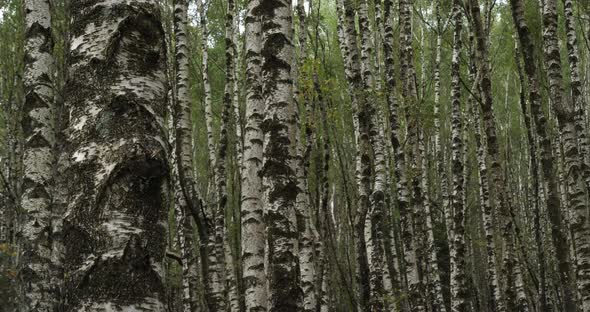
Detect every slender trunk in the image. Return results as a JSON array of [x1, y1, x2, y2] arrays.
[[259, 0, 302, 309], [63, 1, 168, 309], [422, 137, 447, 312], [384, 0, 412, 309], [433, 0, 452, 243], [514, 41, 547, 312], [338, 0, 372, 308], [468, 0, 528, 310], [541, 0, 590, 310], [399, 0, 426, 310], [200, 0, 216, 176], [19, 0, 55, 310], [564, 0, 590, 173], [509, 1, 577, 311], [172, 2, 199, 310], [449, 1, 468, 311], [294, 2, 317, 310], [468, 29, 503, 312], [169, 113, 198, 312], [241, 0, 267, 309]]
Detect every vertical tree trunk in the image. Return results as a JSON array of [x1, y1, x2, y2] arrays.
[[513, 41, 547, 312], [383, 0, 412, 309], [449, 1, 468, 310], [168, 113, 198, 312], [294, 1, 318, 310], [509, 0, 577, 310], [564, 0, 590, 173], [422, 137, 447, 312], [338, 0, 372, 308], [259, 0, 302, 309], [468, 0, 528, 310], [399, 0, 426, 310], [199, 0, 216, 176], [63, 1, 168, 309], [172, 2, 198, 310], [467, 28, 504, 312], [541, 0, 590, 310], [242, 0, 267, 310], [19, 0, 55, 310], [433, 0, 452, 243]]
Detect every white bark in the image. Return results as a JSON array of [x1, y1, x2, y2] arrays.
[[63, 1, 168, 309], [20, 0, 55, 310], [241, 0, 267, 310], [259, 0, 302, 309], [449, 2, 468, 311], [172, 2, 199, 310], [541, 0, 590, 309]]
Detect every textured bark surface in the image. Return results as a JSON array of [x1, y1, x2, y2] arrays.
[[242, 0, 267, 310], [63, 1, 168, 310], [294, 2, 317, 310], [19, 0, 55, 310], [199, 0, 216, 175], [449, 2, 467, 310], [563, 0, 590, 177], [541, 0, 590, 309], [383, 0, 411, 309], [171, 2, 198, 311], [510, 1, 576, 310], [399, 0, 425, 310], [168, 113, 198, 312], [469, 0, 526, 310], [467, 31, 503, 312], [259, 0, 302, 309], [433, 0, 452, 244], [337, 0, 372, 308]]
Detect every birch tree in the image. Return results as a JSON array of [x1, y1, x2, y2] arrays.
[[509, 0, 577, 310], [449, 1, 468, 310], [62, 1, 168, 309], [241, 0, 267, 310], [19, 0, 55, 310], [541, 0, 590, 309], [259, 0, 302, 309]]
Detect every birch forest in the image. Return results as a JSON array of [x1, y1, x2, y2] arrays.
[[4, 0, 590, 311]]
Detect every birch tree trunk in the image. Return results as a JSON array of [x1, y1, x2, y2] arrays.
[[168, 113, 198, 312], [19, 0, 55, 310], [242, 0, 267, 309], [563, 0, 590, 171], [259, 0, 302, 309], [63, 1, 168, 309], [383, 0, 413, 309], [449, 1, 468, 310], [468, 0, 527, 310], [199, 0, 216, 175], [172, 2, 198, 310], [509, 1, 577, 310], [541, 0, 590, 310], [294, 1, 318, 310], [468, 44, 503, 312], [433, 0, 452, 242], [399, 0, 426, 310], [337, 0, 372, 308]]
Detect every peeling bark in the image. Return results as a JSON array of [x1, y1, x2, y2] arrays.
[[172, 2, 198, 310], [19, 0, 56, 310], [259, 0, 303, 309], [63, 1, 168, 310]]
